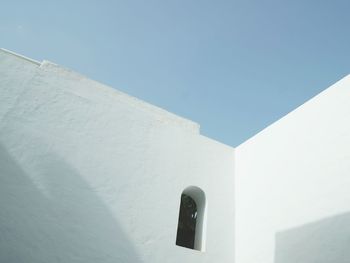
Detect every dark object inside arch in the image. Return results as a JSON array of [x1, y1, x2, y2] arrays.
[[176, 194, 197, 249]]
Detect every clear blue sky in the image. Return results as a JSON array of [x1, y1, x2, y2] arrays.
[[1, 0, 349, 146]]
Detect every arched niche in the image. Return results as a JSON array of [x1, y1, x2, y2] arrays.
[[176, 186, 206, 251]]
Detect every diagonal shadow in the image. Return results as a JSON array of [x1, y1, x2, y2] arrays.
[[0, 143, 142, 263], [274, 212, 350, 263]]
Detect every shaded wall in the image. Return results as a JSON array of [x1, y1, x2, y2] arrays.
[[0, 50, 235, 263], [275, 212, 350, 263]]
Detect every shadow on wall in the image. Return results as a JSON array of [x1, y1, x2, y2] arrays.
[[0, 143, 141, 263], [274, 212, 350, 263]]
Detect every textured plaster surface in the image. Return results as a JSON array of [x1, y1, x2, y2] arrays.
[[0, 49, 235, 263], [2, 48, 350, 263]]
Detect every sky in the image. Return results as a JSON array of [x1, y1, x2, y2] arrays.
[[1, 0, 349, 146]]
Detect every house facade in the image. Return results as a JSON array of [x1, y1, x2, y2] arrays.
[[0, 48, 349, 263]]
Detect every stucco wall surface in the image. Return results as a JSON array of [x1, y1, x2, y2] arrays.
[[235, 75, 350, 263], [0, 49, 235, 263]]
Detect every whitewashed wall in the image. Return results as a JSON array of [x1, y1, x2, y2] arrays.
[[0, 49, 235, 263], [235, 75, 350, 263]]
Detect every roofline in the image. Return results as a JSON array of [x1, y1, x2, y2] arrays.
[[0, 48, 41, 65]]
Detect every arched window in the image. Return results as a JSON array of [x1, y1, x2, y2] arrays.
[[176, 186, 206, 251]]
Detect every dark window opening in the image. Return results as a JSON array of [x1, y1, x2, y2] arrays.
[[176, 194, 197, 249]]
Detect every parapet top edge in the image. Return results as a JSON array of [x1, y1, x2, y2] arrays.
[[1, 49, 200, 133], [0, 48, 41, 66], [40, 60, 201, 134]]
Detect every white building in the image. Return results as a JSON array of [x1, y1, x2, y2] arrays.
[[0, 48, 349, 263]]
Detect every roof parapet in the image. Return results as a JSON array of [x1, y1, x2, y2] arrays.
[[0, 48, 41, 66]]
